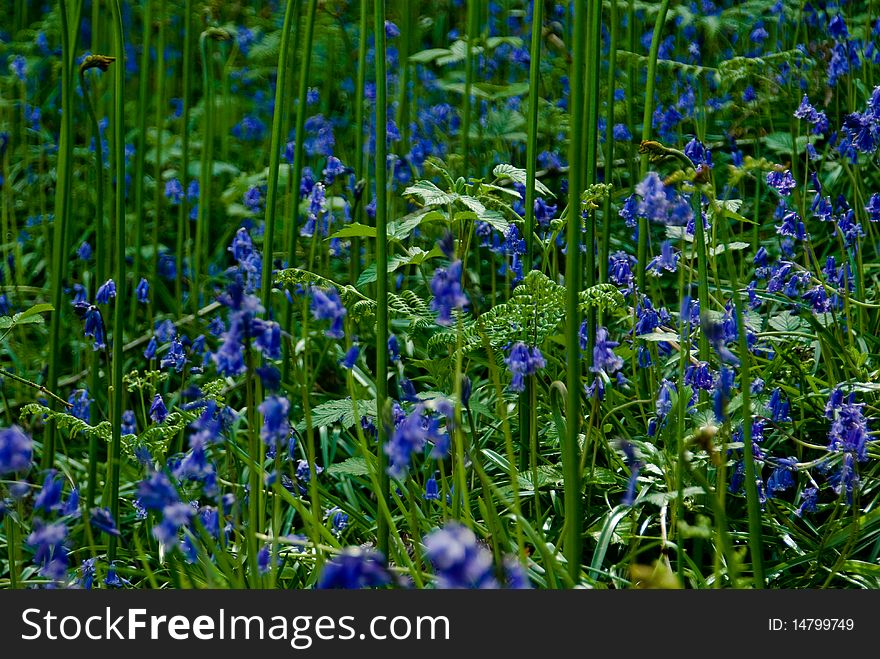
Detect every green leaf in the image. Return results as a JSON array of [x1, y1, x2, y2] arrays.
[[328, 223, 377, 240], [356, 247, 440, 287], [493, 163, 554, 198], [15, 303, 54, 322], [388, 210, 445, 241], [408, 48, 451, 64], [403, 180, 458, 207], [326, 457, 370, 478], [297, 398, 376, 432]]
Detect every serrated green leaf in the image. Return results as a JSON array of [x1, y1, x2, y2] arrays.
[[403, 180, 458, 207], [328, 223, 377, 240], [493, 163, 554, 198], [326, 457, 370, 478]]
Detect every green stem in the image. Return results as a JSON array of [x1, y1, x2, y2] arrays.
[[281, 0, 318, 384], [176, 0, 193, 317], [564, 0, 587, 585], [130, 0, 153, 328], [44, 0, 76, 470], [352, 0, 369, 281], [374, 0, 391, 557], [261, 0, 299, 309], [601, 0, 618, 285], [106, 0, 127, 563], [715, 200, 765, 588], [637, 0, 670, 295], [461, 0, 479, 168]]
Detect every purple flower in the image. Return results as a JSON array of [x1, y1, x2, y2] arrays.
[[504, 342, 545, 392], [423, 523, 498, 589], [150, 393, 168, 424], [317, 548, 391, 589], [95, 279, 116, 304], [136, 278, 150, 304], [311, 287, 347, 339], [430, 260, 468, 326], [259, 396, 291, 447], [0, 425, 33, 475]]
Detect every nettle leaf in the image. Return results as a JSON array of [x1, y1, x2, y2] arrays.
[[1, 303, 54, 329], [328, 223, 377, 240], [356, 246, 441, 287], [388, 209, 445, 241], [493, 163, 554, 198], [403, 180, 458, 207]]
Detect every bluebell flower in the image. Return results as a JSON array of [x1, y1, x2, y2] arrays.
[[317, 548, 391, 589], [161, 336, 188, 372], [0, 425, 32, 475], [424, 476, 440, 500], [144, 335, 158, 360], [10, 55, 26, 81], [153, 501, 194, 550], [423, 523, 498, 589], [90, 507, 120, 536], [68, 388, 92, 423], [340, 344, 359, 370], [504, 342, 545, 392], [590, 326, 623, 375], [79, 558, 97, 589], [613, 123, 632, 141], [136, 278, 149, 304], [259, 396, 291, 447], [136, 470, 179, 510], [243, 186, 262, 214], [795, 487, 819, 517], [165, 178, 184, 204], [150, 393, 168, 424], [95, 279, 116, 304], [104, 566, 131, 588], [430, 259, 468, 325], [388, 334, 401, 363], [311, 287, 347, 339], [685, 361, 714, 391], [34, 471, 64, 513], [646, 240, 679, 276], [619, 440, 642, 506], [768, 388, 791, 423], [78, 242, 92, 261], [766, 170, 796, 196], [827, 400, 871, 462], [257, 545, 271, 575], [26, 520, 68, 582], [767, 457, 798, 495], [122, 410, 137, 435], [384, 404, 448, 478]]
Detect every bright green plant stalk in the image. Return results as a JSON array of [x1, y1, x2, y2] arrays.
[[260, 0, 298, 580], [80, 58, 112, 509], [176, 0, 193, 317], [106, 0, 127, 562], [461, 0, 479, 166], [281, 0, 318, 384], [193, 31, 215, 315], [260, 0, 299, 309], [564, 0, 587, 584], [130, 0, 153, 327], [374, 0, 391, 558], [151, 1, 166, 298], [636, 0, 670, 295], [601, 0, 618, 285], [351, 0, 369, 281], [582, 0, 601, 370], [519, 0, 543, 477], [715, 200, 765, 589], [44, 0, 76, 471]]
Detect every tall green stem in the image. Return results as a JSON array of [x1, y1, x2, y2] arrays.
[[45, 0, 76, 470], [564, 0, 587, 585], [193, 32, 215, 314], [130, 0, 153, 327], [716, 202, 765, 588], [637, 0, 670, 295], [374, 0, 391, 558], [107, 0, 127, 562], [352, 0, 369, 281], [261, 0, 299, 309], [461, 0, 479, 167], [281, 0, 318, 384], [601, 0, 618, 285], [176, 0, 193, 317]]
